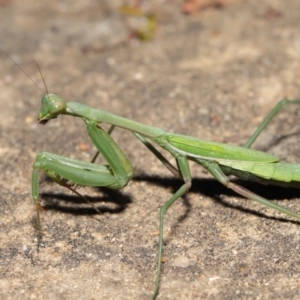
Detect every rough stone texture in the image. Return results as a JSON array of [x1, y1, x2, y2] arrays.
[[1, 1, 300, 299]]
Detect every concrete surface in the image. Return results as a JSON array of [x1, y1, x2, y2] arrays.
[[1, 1, 300, 299]]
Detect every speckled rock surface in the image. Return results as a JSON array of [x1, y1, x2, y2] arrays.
[[1, 1, 300, 299]]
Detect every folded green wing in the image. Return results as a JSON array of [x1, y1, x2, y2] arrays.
[[166, 134, 278, 163]]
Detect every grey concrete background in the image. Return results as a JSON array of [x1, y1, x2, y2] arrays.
[[1, 1, 300, 299]]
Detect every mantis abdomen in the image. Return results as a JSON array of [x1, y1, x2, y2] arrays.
[[220, 161, 300, 187]]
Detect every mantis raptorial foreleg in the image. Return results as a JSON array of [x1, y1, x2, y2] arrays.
[[90, 125, 116, 163], [32, 119, 134, 229]]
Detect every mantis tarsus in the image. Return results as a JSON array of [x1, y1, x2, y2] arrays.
[[33, 94, 300, 300]]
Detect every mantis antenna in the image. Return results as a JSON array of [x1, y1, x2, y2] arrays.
[[0, 48, 48, 95]]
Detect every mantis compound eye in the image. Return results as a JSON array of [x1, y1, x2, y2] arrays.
[[38, 94, 67, 124]]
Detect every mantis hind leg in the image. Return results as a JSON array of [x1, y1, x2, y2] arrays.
[[199, 160, 300, 221], [245, 99, 300, 148]]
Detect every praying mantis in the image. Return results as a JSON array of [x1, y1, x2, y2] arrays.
[[32, 93, 300, 300]]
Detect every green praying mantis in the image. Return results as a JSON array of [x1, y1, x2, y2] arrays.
[[32, 92, 300, 300]]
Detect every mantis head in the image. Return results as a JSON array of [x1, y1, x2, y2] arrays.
[[38, 94, 67, 124]]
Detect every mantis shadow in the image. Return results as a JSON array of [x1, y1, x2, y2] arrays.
[[134, 173, 300, 225], [255, 130, 300, 152], [40, 173, 300, 225], [41, 187, 132, 215]]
